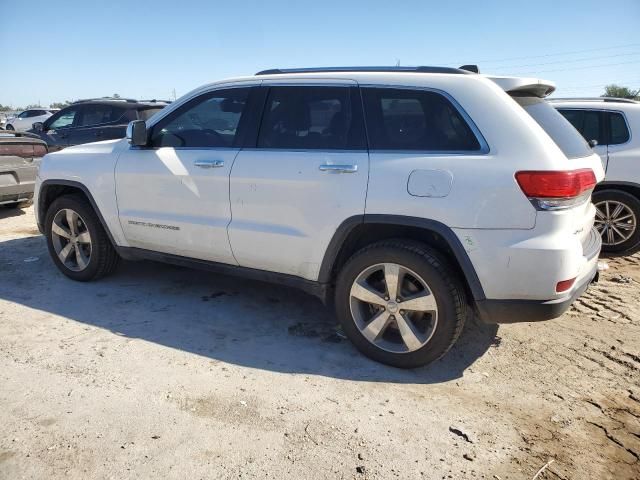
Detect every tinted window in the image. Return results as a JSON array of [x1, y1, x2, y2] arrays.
[[517, 99, 592, 159], [77, 105, 126, 127], [559, 109, 602, 143], [137, 107, 164, 121], [48, 108, 79, 129], [609, 112, 630, 145], [362, 88, 481, 151], [150, 88, 249, 148], [257, 86, 364, 150]]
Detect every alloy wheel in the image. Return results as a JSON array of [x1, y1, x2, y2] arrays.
[[51, 208, 92, 271], [349, 263, 438, 354], [594, 200, 637, 246]]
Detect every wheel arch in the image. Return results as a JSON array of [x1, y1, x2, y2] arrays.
[[595, 181, 640, 199], [319, 214, 486, 302], [38, 179, 117, 247]]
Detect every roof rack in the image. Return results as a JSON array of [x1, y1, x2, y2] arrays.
[[138, 99, 172, 104], [255, 66, 474, 76], [548, 97, 638, 104]]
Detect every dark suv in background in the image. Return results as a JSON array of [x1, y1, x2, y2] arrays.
[[29, 98, 169, 151]]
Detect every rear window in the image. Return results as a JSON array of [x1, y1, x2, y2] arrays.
[[515, 97, 592, 159]]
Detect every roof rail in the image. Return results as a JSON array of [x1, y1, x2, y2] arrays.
[[255, 66, 473, 76], [138, 99, 172, 104], [72, 97, 139, 104], [548, 97, 638, 104]]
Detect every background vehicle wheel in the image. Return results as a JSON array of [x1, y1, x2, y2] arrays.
[[5, 124, 14, 131], [45, 194, 119, 281], [335, 240, 466, 368], [593, 190, 640, 255]]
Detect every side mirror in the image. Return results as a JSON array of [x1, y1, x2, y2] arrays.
[[588, 139, 598, 148], [127, 120, 147, 146], [32, 122, 44, 132]]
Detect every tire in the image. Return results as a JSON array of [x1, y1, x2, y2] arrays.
[[5, 124, 14, 131], [593, 189, 640, 255], [335, 240, 466, 368], [44, 194, 119, 281]]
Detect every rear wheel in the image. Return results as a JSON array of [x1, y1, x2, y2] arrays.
[[335, 240, 466, 368], [45, 194, 119, 281], [593, 189, 640, 254]]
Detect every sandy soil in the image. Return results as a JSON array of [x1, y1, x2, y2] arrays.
[[0, 206, 638, 479]]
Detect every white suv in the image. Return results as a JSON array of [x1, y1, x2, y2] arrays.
[[35, 66, 604, 368], [5, 109, 56, 131], [550, 98, 640, 254]]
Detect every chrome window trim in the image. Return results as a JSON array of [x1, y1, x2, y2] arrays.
[[358, 83, 490, 155]]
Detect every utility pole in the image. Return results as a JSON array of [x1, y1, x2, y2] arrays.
[[171, 88, 177, 101]]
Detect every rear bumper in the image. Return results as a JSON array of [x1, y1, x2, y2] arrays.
[[476, 228, 601, 324]]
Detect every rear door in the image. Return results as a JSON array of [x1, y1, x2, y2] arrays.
[[228, 82, 369, 280]]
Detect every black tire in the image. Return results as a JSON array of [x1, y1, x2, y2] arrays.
[[5, 124, 14, 131], [335, 240, 466, 368], [44, 194, 119, 281], [593, 189, 640, 255]]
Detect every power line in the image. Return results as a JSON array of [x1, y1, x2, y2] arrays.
[[493, 51, 640, 69], [496, 60, 640, 75], [473, 42, 640, 64]]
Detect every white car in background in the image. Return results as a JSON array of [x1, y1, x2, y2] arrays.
[[550, 98, 640, 254], [5, 109, 57, 131]]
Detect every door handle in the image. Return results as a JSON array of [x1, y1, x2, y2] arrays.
[[194, 159, 224, 169], [319, 164, 358, 173]]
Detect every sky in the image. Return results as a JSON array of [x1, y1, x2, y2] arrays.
[[2, 0, 640, 108]]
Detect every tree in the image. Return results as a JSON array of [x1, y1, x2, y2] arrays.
[[602, 84, 640, 100], [113, 93, 121, 99], [25, 103, 42, 109], [0, 104, 14, 112]]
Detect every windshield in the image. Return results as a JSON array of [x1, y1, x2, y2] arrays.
[[514, 96, 592, 159]]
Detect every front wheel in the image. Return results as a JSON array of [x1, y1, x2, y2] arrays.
[[593, 190, 640, 255], [5, 124, 14, 131], [45, 194, 119, 281], [335, 240, 466, 368]]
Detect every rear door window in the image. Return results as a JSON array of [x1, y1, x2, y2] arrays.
[[362, 87, 482, 151], [77, 105, 126, 127], [257, 86, 365, 150], [516, 99, 592, 159]]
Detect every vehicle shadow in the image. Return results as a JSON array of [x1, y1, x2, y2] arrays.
[[0, 205, 27, 220], [0, 235, 499, 384]]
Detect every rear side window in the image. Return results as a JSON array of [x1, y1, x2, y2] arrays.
[[362, 87, 481, 151], [516, 98, 592, 159], [258, 86, 365, 150], [609, 112, 630, 145]]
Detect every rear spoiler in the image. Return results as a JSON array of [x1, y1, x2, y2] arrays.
[[486, 76, 556, 98]]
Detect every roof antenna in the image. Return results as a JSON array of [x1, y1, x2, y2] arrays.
[[459, 64, 479, 73]]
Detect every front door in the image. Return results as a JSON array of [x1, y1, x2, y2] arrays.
[[40, 107, 81, 151], [115, 86, 253, 264], [228, 83, 369, 280]]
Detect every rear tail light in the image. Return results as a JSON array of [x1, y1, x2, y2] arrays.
[[33, 144, 48, 157], [556, 277, 576, 293], [515, 169, 596, 210]]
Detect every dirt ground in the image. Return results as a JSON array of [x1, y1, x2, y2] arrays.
[[0, 206, 638, 480]]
